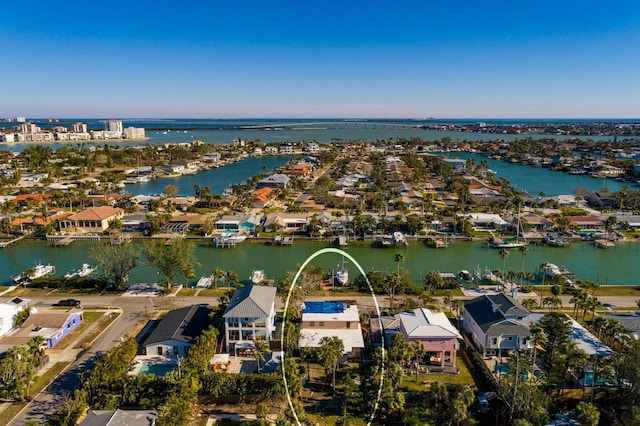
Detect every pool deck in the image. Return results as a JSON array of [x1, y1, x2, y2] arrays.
[[129, 354, 177, 375]]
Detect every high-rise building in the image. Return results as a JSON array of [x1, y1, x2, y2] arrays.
[[104, 120, 123, 133], [72, 122, 87, 133]]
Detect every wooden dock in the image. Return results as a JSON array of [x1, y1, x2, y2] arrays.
[[54, 237, 75, 247], [594, 239, 615, 249], [0, 235, 24, 249]]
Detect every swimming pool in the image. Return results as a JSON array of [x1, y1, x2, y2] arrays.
[[137, 362, 177, 377]]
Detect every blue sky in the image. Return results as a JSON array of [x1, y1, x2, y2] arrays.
[[1, 1, 639, 118]]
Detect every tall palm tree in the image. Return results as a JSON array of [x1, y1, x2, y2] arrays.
[[254, 340, 271, 374], [499, 249, 509, 290], [539, 262, 551, 307], [518, 245, 529, 286]]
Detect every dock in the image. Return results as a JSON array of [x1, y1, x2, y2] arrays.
[[54, 237, 75, 247], [337, 235, 348, 247], [594, 239, 615, 249], [0, 235, 24, 249], [110, 235, 131, 246]]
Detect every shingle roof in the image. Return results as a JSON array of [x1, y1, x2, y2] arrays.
[[486, 319, 531, 337], [223, 285, 277, 318], [144, 305, 211, 346], [464, 294, 530, 334], [486, 293, 529, 317]]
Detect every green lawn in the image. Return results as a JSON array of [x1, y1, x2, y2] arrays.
[[53, 311, 104, 350], [178, 288, 197, 297], [74, 311, 121, 349], [399, 357, 476, 392], [0, 362, 69, 425]]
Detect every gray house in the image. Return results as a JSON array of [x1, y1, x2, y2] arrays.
[[143, 304, 211, 357], [257, 173, 290, 189], [80, 409, 157, 426], [223, 285, 277, 352], [462, 294, 533, 358]]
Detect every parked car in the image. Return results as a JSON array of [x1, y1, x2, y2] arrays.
[[54, 299, 82, 308]]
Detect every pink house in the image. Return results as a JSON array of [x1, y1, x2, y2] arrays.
[[393, 308, 461, 368]]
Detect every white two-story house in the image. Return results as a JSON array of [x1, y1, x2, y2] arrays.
[[223, 285, 277, 353]]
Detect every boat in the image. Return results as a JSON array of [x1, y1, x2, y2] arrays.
[[64, 263, 96, 280], [334, 256, 349, 286], [251, 270, 265, 284], [196, 274, 214, 288], [213, 234, 247, 247], [544, 233, 569, 247], [487, 234, 528, 249], [488, 206, 528, 249], [393, 231, 409, 247], [13, 262, 56, 284], [458, 270, 474, 284]]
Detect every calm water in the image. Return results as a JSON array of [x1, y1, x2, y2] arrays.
[[124, 155, 297, 196], [0, 119, 619, 153], [2, 239, 639, 287], [444, 152, 629, 196]]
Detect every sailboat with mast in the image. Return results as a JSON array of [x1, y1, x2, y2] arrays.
[[487, 206, 527, 249]]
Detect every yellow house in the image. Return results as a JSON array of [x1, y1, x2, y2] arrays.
[[59, 206, 124, 234]]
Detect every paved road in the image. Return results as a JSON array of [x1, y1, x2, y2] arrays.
[[9, 294, 197, 426], [7, 290, 640, 425]]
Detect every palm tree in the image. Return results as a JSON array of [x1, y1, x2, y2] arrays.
[[518, 245, 529, 286], [254, 340, 271, 374], [539, 262, 551, 307], [498, 249, 509, 277], [212, 267, 225, 289], [411, 340, 426, 382], [529, 324, 547, 369]]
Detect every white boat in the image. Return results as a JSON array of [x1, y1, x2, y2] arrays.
[[196, 275, 214, 288], [393, 231, 408, 246], [544, 234, 569, 247], [64, 263, 96, 280], [334, 256, 349, 286], [251, 270, 265, 284], [487, 236, 528, 249], [14, 262, 56, 284], [213, 234, 247, 246]]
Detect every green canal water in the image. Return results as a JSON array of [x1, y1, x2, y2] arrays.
[[2, 239, 639, 287]]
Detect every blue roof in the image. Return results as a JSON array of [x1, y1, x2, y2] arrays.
[[302, 301, 345, 314]]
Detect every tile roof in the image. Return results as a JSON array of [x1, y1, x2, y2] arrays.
[[144, 304, 211, 346], [68, 206, 123, 221], [223, 285, 277, 319]]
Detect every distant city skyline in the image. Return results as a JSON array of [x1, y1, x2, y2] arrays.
[[2, 1, 639, 119]]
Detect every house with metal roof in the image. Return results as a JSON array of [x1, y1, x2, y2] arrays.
[[222, 286, 277, 352], [79, 409, 157, 426], [143, 304, 212, 357], [298, 301, 365, 358], [388, 308, 462, 368], [462, 294, 533, 357], [257, 173, 290, 189]]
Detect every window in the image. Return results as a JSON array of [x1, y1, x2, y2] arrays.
[[319, 321, 325, 327], [492, 338, 498, 345], [310, 321, 315, 326], [508, 336, 513, 341], [346, 322, 351, 329], [173, 346, 179, 355], [229, 330, 240, 341]]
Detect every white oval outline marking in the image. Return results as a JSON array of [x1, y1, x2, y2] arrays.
[[281, 247, 386, 425]]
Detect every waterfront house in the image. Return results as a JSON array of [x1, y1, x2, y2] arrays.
[[164, 159, 199, 174], [143, 304, 212, 356], [222, 285, 277, 353], [252, 187, 277, 209], [263, 212, 309, 233], [588, 191, 619, 209], [1, 311, 83, 348], [605, 313, 640, 340], [466, 213, 509, 231], [298, 301, 365, 358], [462, 294, 532, 358], [58, 206, 124, 234], [568, 215, 604, 231], [0, 297, 30, 337], [257, 173, 290, 189], [214, 214, 261, 233], [80, 409, 158, 426], [387, 308, 462, 368], [264, 146, 278, 155]]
